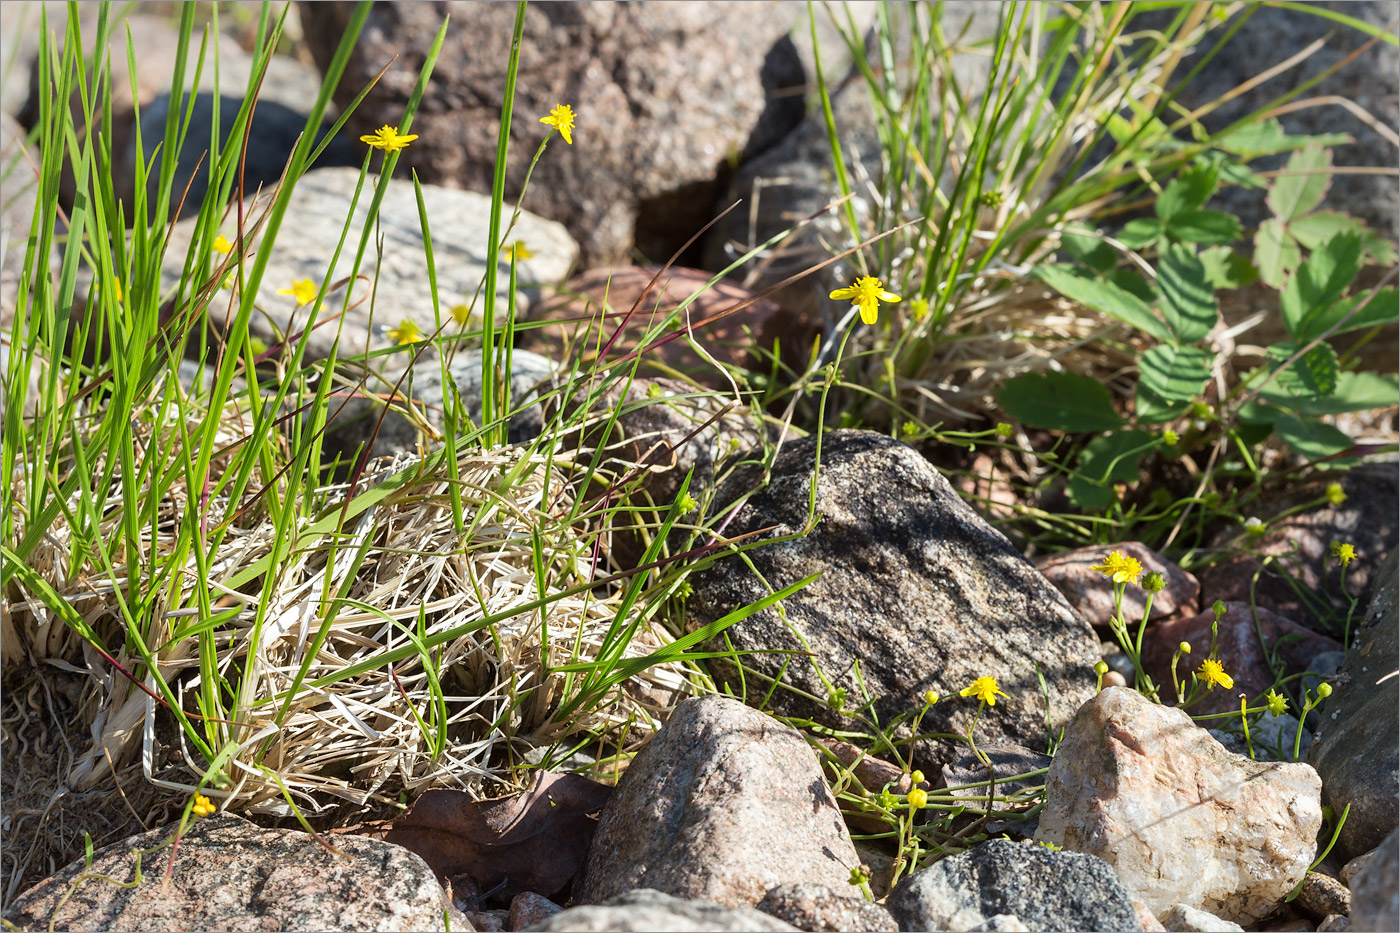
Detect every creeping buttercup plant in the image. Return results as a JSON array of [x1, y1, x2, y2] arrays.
[[997, 144, 1398, 513]]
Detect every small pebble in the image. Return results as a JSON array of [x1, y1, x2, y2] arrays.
[[508, 892, 562, 930], [1103, 670, 1128, 688], [1296, 872, 1351, 921], [1340, 847, 1376, 886], [1317, 914, 1349, 932]]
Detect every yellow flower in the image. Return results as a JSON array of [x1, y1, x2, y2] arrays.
[[910, 769, 925, 785], [450, 304, 473, 327], [540, 103, 575, 145], [1090, 550, 1144, 585], [278, 278, 318, 306], [1162, 429, 1179, 446], [1333, 542, 1356, 568], [500, 241, 534, 262], [923, 690, 939, 706], [960, 675, 1009, 707], [830, 275, 902, 326], [1178, 641, 1192, 655], [1263, 689, 1289, 717], [387, 319, 426, 345], [192, 793, 216, 817], [1197, 658, 1234, 690], [1325, 482, 1346, 506], [112, 279, 123, 302], [213, 234, 232, 254], [907, 788, 928, 809], [360, 124, 419, 152]]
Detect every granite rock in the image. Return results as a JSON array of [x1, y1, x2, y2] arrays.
[[1348, 827, 1398, 933], [754, 883, 898, 933], [1035, 687, 1322, 924], [1159, 903, 1245, 932], [1036, 542, 1200, 628], [525, 889, 800, 932]]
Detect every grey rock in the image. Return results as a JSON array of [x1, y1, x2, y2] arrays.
[[885, 838, 1143, 932], [509, 893, 563, 930], [686, 430, 1100, 772], [1341, 844, 1379, 886], [1309, 549, 1399, 859], [1318, 914, 1350, 932], [1209, 711, 1310, 762], [158, 166, 577, 369], [321, 348, 557, 465], [938, 744, 1052, 839], [577, 696, 859, 908], [1, 812, 465, 932], [299, 1, 807, 267], [1349, 828, 1398, 933], [526, 889, 801, 932], [755, 882, 898, 933], [1159, 903, 1245, 932]]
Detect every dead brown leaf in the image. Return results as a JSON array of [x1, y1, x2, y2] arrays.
[[379, 771, 612, 900]]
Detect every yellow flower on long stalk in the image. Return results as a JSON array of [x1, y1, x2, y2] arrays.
[[540, 104, 575, 145], [191, 793, 216, 817], [387, 319, 425, 345], [213, 234, 232, 254], [277, 278, 318, 306], [1197, 658, 1234, 690], [960, 675, 1009, 707], [360, 124, 419, 152], [1091, 550, 1144, 585], [829, 275, 901, 325]]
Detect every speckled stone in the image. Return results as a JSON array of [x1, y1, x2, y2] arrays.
[[525, 889, 801, 932], [755, 883, 898, 932], [886, 838, 1143, 932], [1296, 873, 1352, 921]]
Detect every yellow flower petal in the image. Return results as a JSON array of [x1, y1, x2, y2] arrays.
[[540, 104, 575, 145]]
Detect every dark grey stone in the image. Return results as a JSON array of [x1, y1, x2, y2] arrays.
[[886, 838, 1143, 932], [526, 889, 801, 932], [1349, 827, 1399, 932], [755, 882, 898, 933], [686, 430, 1100, 773], [1309, 548, 1399, 859]]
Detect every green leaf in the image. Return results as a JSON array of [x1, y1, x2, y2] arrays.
[[996, 371, 1126, 433], [1157, 244, 1218, 343], [1035, 265, 1171, 341], [1108, 268, 1157, 304], [1255, 218, 1301, 289], [1300, 287, 1399, 339], [1199, 246, 1259, 289], [1291, 211, 1399, 267], [1266, 342, 1340, 400], [1274, 414, 1353, 461], [1139, 344, 1213, 402], [1068, 431, 1154, 511], [1218, 118, 1351, 158], [1258, 369, 1398, 415], [1282, 232, 1363, 341], [1157, 163, 1219, 219], [1135, 381, 1191, 425], [1060, 226, 1119, 273], [1118, 218, 1164, 249], [1166, 210, 1243, 245], [1267, 144, 1332, 222]]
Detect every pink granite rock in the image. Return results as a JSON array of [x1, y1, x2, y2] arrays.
[[1036, 687, 1322, 925], [1036, 542, 1200, 628]]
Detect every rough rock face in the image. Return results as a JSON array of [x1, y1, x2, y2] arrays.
[[525, 889, 801, 932], [686, 430, 1100, 767], [158, 167, 577, 369], [885, 838, 1143, 932], [1035, 687, 1322, 925], [577, 696, 859, 908], [1036, 541, 1200, 628], [1158, 903, 1245, 932], [1, 813, 465, 932], [299, 2, 807, 267], [755, 883, 898, 933], [1309, 548, 1399, 859], [1348, 827, 1399, 933]]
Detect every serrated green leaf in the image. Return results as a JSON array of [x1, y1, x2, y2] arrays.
[[1118, 218, 1164, 249], [1157, 244, 1218, 343], [1282, 232, 1363, 341], [1035, 265, 1171, 341], [996, 371, 1126, 433], [1255, 218, 1301, 289], [1300, 287, 1399, 339], [1259, 370, 1399, 415], [1266, 342, 1340, 400], [1199, 246, 1259, 289], [1274, 414, 1353, 461], [1060, 226, 1119, 272], [1157, 163, 1219, 220], [1135, 381, 1191, 425], [1217, 118, 1351, 158], [1291, 211, 1398, 267], [1166, 210, 1243, 245], [1140, 344, 1213, 402], [1267, 145, 1332, 222]]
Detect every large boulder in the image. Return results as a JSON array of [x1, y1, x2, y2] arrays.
[[1309, 548, 1399, 859], [526, 889, 800, 932], [577, 696, 859, 908], [298, 2, 808, 267], [686, 430, 1100, 770], [1035, 687, 1322, 925]]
